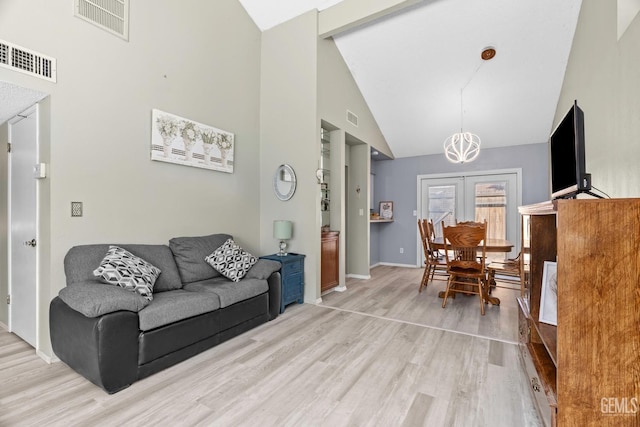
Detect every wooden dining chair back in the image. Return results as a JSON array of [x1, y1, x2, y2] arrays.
[[487, 251, 522, 291], [418, 219, 448, 292], [455, 220, 486, 227], [441, 221, 487, 315], [426, 219, 436, 239]]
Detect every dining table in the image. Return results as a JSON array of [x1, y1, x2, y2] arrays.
[[430, 237, 514, 306]]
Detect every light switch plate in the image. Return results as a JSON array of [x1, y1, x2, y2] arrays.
[[33, 163, 46, 179]]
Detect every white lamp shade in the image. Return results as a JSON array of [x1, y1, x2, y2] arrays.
[[273, 220, 293, 240]]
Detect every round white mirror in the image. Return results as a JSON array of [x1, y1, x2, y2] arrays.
[[274, 164, 297, 201]]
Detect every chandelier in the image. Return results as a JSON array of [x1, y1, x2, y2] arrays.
[[444, 47, 496, 164], [444, 132, 480, 163]]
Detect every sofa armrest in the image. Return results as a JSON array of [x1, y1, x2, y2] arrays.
[[267, 271, 281, 321], [50, 297, 139, 393], [58, 283, 150, 317]]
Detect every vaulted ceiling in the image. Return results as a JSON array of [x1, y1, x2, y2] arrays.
[[239, 0, 582, 158]]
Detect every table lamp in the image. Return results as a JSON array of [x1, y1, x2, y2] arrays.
[[273, 220, 293, 256]]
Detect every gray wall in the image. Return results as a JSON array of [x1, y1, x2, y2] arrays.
[[317, 34, 392, 284], [259, 13, 392, 300], [259, 11, 321, 302], [555, 0, 640, 198], [371, 143, 549, 266], [0, 0, 262, 356], [317, 37, 393, 159]]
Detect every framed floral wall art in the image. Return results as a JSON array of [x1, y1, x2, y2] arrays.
[[151, 109, 234, 173], [379, 201, 393, 219]]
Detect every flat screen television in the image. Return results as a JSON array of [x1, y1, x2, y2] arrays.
[[550, 100, 591, 199]]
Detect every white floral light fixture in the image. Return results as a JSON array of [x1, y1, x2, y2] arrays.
[[444, 47, 496, 164], [444, 132, 481, 164]]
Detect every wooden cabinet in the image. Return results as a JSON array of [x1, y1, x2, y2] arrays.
[[321, 231, 339, 293], [519, 199, 640, 426], [260, 253, 305, 313]]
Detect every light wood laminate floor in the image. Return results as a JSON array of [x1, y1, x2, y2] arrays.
[[0, 266, 540, 426], [322, 265, 520, 344]]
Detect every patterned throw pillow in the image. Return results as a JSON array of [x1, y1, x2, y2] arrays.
[[205, 238, 257, 282], [93, 246, 161, 301]]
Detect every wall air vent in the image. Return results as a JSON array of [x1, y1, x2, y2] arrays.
[[347, 110, 359, 127], [74, 0, 129, 41], [0, 40, 57, 82]]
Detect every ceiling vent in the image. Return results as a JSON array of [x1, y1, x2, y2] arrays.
[[0, 40, 56, 82], [347, 110, 359, 127], [74, 0, 129, 41]]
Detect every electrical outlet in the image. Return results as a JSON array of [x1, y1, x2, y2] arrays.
[[413, 210, 417, 216], [400, 248, 404, 254]]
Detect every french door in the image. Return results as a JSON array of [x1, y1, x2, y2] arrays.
[[418, 170, 521, 261]]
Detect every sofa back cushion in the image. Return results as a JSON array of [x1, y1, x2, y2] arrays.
[[64, 244, 183, 292], [169, 234, 231, 284]]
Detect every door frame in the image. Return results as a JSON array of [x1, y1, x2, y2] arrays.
[[8, 105, 39, 347], [416, 168, 522, 267]]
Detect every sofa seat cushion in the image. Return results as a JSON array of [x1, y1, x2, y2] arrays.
[[169, 234, 231, 284], [65, 244, 183, 292], [58, 283, 150, 317], [138, 290, 220, 331], [183, 277, 268, 308]]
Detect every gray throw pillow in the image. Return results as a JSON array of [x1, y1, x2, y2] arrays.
[[205, 238, 257, 282], [93, 246, 161, 301], [169, 234, 232, 283], [244, 259, 281, 280]]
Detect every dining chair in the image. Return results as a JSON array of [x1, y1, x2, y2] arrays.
[[455, 220, 486, 227], [486, 251, 522, 292], [418, 219, 447, 292], [441, 220, 487, 315]]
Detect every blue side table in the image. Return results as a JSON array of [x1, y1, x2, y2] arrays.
[[260, 253, 305, 313]]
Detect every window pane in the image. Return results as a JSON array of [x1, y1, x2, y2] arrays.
[[474, 182, 506, 240], [428, 185, 456, 237]]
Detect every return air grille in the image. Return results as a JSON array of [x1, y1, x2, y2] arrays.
[[75, 0, 129, 40], [0, 40, 56, 82], [347, 110, 359, 127]]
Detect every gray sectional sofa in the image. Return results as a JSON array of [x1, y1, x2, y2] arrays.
[[49, 233, 281, 394]]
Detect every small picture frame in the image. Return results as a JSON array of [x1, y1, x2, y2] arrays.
[[539, 261, 558, 326], [379, 201, 394, 219]]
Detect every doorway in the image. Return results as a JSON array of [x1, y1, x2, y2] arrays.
[[417, 169, 522, 264], [8, 106, 38, 347]]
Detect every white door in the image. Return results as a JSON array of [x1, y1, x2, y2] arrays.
[[9, 106, 38, 347], [418, 170, 521, 265], [418, 177, 463, 268], [420, 176, 463, 238], [464, 173, 519, 258]]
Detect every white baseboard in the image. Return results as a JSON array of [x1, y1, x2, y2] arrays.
[[320, 284, 348, 298], [0, 321, 7, 331], [378, 262, 420, 269], [346, 274, 371, 280], [37, 349, 57, 364], [369, 262, 382, 268]]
